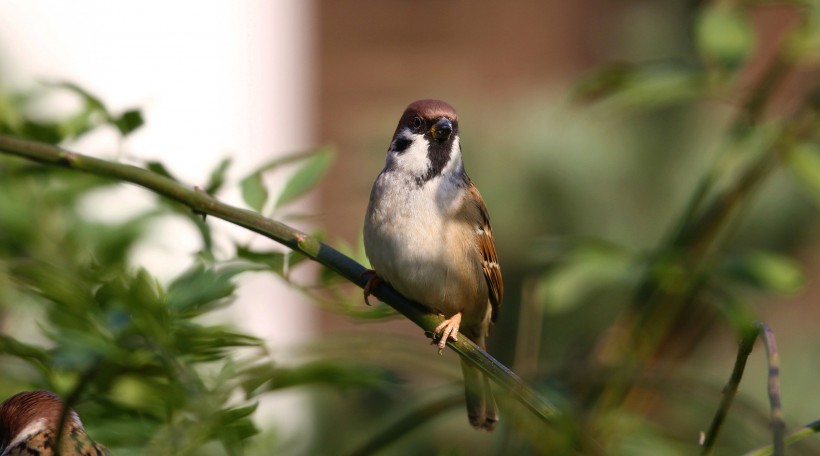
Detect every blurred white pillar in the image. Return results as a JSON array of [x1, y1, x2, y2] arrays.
[[0, 0, 316, 441]]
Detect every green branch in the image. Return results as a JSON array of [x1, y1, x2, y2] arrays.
[[0, 134, 560, 426]]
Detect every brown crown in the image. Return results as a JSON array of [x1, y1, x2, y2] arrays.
[[393, 99, 458, 138]]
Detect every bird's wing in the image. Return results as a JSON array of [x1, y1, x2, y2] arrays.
[[465, 178, 503, 322]]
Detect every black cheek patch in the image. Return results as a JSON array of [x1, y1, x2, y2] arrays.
[[393, 137, 412, 153]]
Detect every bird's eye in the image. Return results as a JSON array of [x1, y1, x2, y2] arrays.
[[412, 116, 423, 130]]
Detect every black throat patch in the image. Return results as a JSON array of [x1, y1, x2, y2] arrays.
[[416, 131, 458, 187]]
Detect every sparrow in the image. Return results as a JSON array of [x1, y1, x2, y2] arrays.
[[363, 99, 503, 431], [0, 390, 109, 456]]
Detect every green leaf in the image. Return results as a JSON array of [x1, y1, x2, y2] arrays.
[[534, 242, 635, 314], [244, 148, 328, 175], [146, 161, 180, 182], [695, 6, 755, 70], [220, 403, 258, 423], [167, 266, 239, 316], [12, 261, 94, 310], [574, 63, 704, 110], [712, 289, 757, 333], [274, 147, 334, 209], [173, 325, 262, 361], [45, 81, 107, 113], [236, 245, 286, 274], [0, 334, 50, 365], [216, 403, 259, 443], [240, 172, 268, 212], [723, 251, 804, 295], [617, 66, 704, 109], [205, 157, 232, 194], [241, 360, 390, 394], [788, 142, 820, 203], [786, 6, 820, 64], [572, 62, 635, 103], [114, 109, 144, 136]]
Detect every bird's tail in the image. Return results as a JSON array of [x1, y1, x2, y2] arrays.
[[460, 357, 498, 431]]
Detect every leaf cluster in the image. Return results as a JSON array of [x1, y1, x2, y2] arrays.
[[0, 83, 383, 455]]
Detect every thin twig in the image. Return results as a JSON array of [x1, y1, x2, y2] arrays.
[[0, 134, 560, 427], [744, 419, 820, 456], [758, 323, 785, 456], [700, 322, 784, 456], [53, 361, 99, 456], [700, 326, 757, 455]]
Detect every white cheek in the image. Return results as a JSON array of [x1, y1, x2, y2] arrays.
[[387, 131, 430, 177], [444, 136, 462, 174], [6, 418, 48, 451]]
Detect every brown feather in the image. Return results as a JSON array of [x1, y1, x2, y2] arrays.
[[0, 391, 109, 456], [466, 179, 503, 322]]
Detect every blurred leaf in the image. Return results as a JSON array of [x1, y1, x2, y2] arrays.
[[695, 5, 755, 70], [786, 6, 820, 64], [573, 62, 636, 103], [76, 215, 153, 268], [274, 147, 334, 209], [167, 265, 242, 317], [113, 109, 144, 136], [146, 161, 180, 182], [45, 81, 107, 113], [44, 81, 111, 140], [241, 360, 390, 394], [14, 120, 63, 144], [0, 334, 50, 365], [575, 63, 704, 110], [174, 325, 262, 362], [711, 288, 758, 333], [722, 251, 804, 295], [50, 328, 116, 370], [12, 261, 94, 310], [236, 245, 286, 273], [216, 403, 260, 446], [205, 157, 232, 195], [788, 142, 820, 204], [244, 148, 328, 175], [240, 172, 268, 212], [615, 66, 705, 110], [535, 242, 636, 314]]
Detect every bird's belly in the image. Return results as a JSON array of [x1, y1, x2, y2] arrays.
[[365, 206, 481, 318]]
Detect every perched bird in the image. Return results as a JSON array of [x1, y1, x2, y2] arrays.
[[0, 390, 109, 456], [364, 99, 503, 430]]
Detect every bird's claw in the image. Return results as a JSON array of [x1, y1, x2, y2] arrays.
[[433, 312, 462, 354], [361, 270, 383, 306]]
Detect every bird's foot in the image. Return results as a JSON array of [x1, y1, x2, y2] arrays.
[[433, 312, 462, 354], [361, 270, 383, 306]]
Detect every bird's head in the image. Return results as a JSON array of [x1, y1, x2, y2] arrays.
[[0, 391, 82, 451], [384, 99, 463, 186]]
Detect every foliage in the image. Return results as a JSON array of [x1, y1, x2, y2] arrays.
[[0, 82, 388, 455]]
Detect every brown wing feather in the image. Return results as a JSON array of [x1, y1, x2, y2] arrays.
[[465, 179, 503, 322]]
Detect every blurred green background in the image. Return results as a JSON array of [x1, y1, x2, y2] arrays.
[[3, 1, 820, 455]]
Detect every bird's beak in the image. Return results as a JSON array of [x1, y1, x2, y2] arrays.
[[430, 118, 453, 142]]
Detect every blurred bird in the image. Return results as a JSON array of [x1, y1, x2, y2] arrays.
[[0, 390, 109, 456], [364, 99, 502, 430]]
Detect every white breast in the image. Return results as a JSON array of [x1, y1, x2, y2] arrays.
[[364, 168, 485, 319]]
